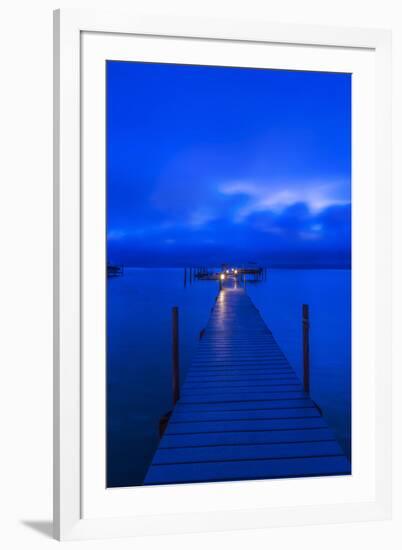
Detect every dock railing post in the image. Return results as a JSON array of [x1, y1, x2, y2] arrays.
[[172, 306, 180, 405], [302, 304, 310, 393]]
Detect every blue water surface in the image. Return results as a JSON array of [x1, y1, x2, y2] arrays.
[[107, 268, 351, 487]]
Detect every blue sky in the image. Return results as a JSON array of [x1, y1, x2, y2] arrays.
[[107, 61, 351, 267]]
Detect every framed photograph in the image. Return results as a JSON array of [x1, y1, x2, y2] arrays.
[[54, 9, 392, 540]]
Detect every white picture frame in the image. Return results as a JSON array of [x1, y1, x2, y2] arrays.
[[54, 8, 392, 541]]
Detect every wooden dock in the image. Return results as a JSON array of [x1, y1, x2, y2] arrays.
[[144, 286, 350, 485]]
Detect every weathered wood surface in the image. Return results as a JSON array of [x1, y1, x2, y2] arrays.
[[144, 287, 350, 485]]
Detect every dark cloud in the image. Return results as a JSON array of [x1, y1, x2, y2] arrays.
[[108, 202, 351, 268]]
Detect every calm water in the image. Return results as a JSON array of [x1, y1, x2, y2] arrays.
[[107, 268, 351, 487]]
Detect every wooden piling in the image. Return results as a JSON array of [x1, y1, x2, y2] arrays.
[[172, 306, 180, 405], [184, 268, 187, 287], [302, 304, 310, 393]]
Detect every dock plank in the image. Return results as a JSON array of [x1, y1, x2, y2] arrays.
[[165, 417, 328, 435], [152, 440, 344, 465], [173, 398, 316, 411], [159, 427, 339, 448], [145, 456, 351, 485], [170, 407, 320, 422]]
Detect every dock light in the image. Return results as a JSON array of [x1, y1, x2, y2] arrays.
[[226, 269, 229, 274], [220, 273, 225, 280], [234, 269, 238, 275]]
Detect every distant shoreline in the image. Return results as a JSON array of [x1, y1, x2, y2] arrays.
[[110, 265, 352, 270]]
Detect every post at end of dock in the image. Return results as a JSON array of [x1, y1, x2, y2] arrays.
[[302, 304, 310, 393], [172, 306, 180, 405]]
